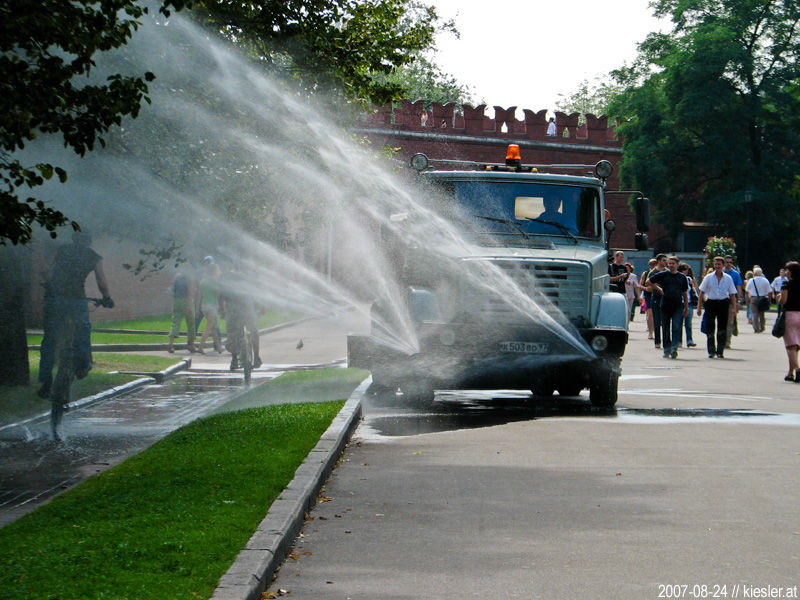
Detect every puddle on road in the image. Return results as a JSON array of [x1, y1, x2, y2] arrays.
[[362, 390, 799, 437]]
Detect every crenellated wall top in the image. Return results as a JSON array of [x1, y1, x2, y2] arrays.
[[360, 100, 620, 146]]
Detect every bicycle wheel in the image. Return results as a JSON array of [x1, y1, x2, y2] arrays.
[[241, 329, 253, 386], [51, 360, 73, 442]]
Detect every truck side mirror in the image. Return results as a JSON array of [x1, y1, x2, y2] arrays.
[[635, 233, 649, 251], [635, 197, 650, 232]]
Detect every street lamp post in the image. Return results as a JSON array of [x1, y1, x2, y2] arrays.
[[744, 190, 754, 269]]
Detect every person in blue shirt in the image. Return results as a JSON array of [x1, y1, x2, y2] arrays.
[[723, 255, 744, 349]]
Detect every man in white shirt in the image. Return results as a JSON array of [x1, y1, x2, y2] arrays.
[[745, 267, 774, 333], [772, 268, 788, 315], [697, 256, 738, 358]]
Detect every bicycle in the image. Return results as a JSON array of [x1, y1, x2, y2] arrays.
[[49, 296, 114, 441], [227, 318, 256, 386]]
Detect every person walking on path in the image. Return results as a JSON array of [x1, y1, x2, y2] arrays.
[[624, 262, 639, 322], [645, 254, 668, 349], [745, 267, 774, 333], [772, 268, 788, 316], [197, 259, 224, 354], [723, 255, 744, 348], [37, 230, 113, 399], [640, 258, 657, 339], [778, 261, 800, 382], [697, 256, 738, 359], [677, 262, 698, 347], [168, 266, 197, 353], [646, 256, 689, 359]]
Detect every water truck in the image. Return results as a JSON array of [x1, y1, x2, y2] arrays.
[[348, 144, 650, 407]]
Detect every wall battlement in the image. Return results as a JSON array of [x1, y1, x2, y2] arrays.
[[361, 100, 621, 146]]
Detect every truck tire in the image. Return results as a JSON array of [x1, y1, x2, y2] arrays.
[[589, 369, 619, 407], [557, 384, 583, 397], [401, 381, 436, 408], [530, 380, 554, 399]]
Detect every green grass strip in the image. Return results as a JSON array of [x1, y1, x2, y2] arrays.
[[0, 400, 345, 600], [27, 310, 303, 346]]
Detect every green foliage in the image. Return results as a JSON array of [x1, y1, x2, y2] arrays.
[[0, 401, 344, 600], [190, 0, 453, 107], [608, 0, 800, 267], [555, 76, 622, 119], [0, 0, 189, 246], [375, 55, 477, 108]]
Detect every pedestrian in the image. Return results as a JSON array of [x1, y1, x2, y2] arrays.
[[640, 258, 657, 339], [37, 230, 114, 399], [197, 259, 223, 354], [646, 256, 690, 359], [624, 262, 639, 321], [221, 269, 263, 371], [609, 250, 628, 296], [697, 256, 738, 359], [677, 262, 698, 347], [778, 261, 800, 382], [723, 255, 744, 348], [744, 270, 754, 325], [645, 254, 668, 349], [772, 268, 788, 316], [167, 266, 197, 353], [546, 117, 556, 137], [745, 267, 773, 333]]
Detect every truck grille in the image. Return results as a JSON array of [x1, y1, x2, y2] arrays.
[[460, 259, 590, 323]]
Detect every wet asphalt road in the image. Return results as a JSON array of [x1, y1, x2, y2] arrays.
[[269, 311, 800, 600]]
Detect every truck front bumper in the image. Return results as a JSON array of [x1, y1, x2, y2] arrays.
[[347, 321, 626, 390]]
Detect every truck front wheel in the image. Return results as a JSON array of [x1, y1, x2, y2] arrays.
[[589, 369, 619, 407]]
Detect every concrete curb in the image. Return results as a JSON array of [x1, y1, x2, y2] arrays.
[[0, 358, 192, 436], [209, 378, 368, 600]]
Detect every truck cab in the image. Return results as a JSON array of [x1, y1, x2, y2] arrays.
[[348, 145, 647, 407]]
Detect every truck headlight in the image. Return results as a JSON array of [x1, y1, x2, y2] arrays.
[[591, 335, 609, 352]]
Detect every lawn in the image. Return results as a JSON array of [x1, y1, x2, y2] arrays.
[[0, 400, 346, 600], [0, 353, 182, 427], [26, 310, 302, 346]]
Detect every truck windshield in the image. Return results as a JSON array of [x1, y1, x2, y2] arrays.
[[436, 180, 601, 244]]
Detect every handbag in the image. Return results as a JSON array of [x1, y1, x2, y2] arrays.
[[754, 282, 771, 312], [772, 311, 786, 338]]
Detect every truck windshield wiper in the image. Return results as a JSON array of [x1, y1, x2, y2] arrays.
[[525, 217, 579, 244], [476, 215, 533, 241]]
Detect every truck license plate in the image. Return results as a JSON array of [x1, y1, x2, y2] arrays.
[[500, 341, 550, 354]]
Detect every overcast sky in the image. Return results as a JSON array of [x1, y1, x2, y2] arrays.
[[429, 0, 670, 113]]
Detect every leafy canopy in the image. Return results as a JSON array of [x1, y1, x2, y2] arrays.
[[0, 0, 192, 246], [608, 0, 800, 264], [0, 0, 451, 247]]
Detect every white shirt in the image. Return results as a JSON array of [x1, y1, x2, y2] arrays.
[[546, 121, 556, 136], [746, 275, 772, 298], [699, 271, 737, 300], [771, 276, 787, 294]]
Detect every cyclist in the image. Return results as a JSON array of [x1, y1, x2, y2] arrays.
[[221, 270, 262, 371], [38, 229, 113, 399]]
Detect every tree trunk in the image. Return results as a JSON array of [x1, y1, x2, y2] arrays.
[[0, 246, 31, 386]]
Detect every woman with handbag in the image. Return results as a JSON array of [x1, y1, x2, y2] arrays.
[[745, 267, 774, 333], [778, 261, 800, 382]]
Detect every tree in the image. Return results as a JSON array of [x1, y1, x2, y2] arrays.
[[608, 0, 800, 268], [374, 55, 477, 107], [189, 0, 455, 106], [555, 76, 621, 118], [0, 0, 192, 247]]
